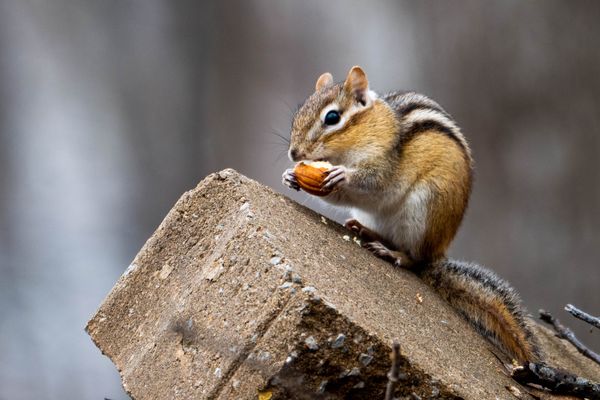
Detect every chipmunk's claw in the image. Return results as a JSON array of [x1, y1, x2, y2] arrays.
[[344, 219, 362, 234], [364, 241, 404, 267], [282, 168, 300, 191], [323, 165, 347, 189], [345, 218, 383, 243]]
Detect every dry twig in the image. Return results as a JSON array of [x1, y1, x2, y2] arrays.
[[539, 309, 600, 365], [511, 362, 600, 400], [565, 304, 600, 330], [384, 340, 402, 400]]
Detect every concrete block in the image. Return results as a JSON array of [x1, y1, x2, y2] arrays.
[[87, 169, 600, 399]]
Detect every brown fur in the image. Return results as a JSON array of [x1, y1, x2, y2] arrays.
[[394, 131, 472, 261], [421, 260, 542, 364], [323, 100, 398, 165]]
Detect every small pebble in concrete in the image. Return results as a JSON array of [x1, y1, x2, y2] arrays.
[[342, 235, 350, 241], [348, 367, 361, 376], [318, 380, 328, 393], [263, 231, 276, 241], [123, 263, 138, 276], [304, 336, 319, 350], [291, 273, 302, 284], [358, 353, 373, 366], [282, 266, 293, 281], [214, 367, 222, 378], [285, 350, 298, 364], [353, 381, 365, 389], [301, 286, 316, 293], [257, 351, 271, 361], [279, 282, 293, 290], [269, 256, 282, 266], [331, 333, 346, 349]]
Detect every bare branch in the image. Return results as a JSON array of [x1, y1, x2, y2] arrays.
[[565, 304, 600, 330], [539, 309, 600, 365], [384, 340, 402, 400], [511, 362, 600, 399]]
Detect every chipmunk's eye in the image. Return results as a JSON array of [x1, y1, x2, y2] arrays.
[[324, 110, 341, 126]]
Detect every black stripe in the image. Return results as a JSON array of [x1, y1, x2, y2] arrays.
[[396, 102, 450, 119], [396, 119, 466, 153]]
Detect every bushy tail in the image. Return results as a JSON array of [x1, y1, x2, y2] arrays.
[[418, 258, 600, 398], [418, 258, 542, 364]]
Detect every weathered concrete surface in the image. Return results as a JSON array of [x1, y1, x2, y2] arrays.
[[87, 169, 600, 400]]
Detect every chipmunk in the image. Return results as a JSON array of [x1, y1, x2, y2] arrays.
[[282, 66, 599, 397]]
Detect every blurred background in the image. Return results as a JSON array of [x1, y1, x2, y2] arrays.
[[1, 1, 599, 399]]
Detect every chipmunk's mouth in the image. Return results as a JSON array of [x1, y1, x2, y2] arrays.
[[297, 157, 327, 163]]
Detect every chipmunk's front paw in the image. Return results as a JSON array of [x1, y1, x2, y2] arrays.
[[282, 168, 300, 191], [323, 165, 347, 190]]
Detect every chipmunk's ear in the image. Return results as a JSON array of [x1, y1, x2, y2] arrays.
[[315, 72, 334, 91], [344, 66, 370, 105]]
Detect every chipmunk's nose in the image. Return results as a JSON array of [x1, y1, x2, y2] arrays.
[[289, 148, 303, 162]]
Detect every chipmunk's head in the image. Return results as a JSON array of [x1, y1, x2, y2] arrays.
[[288, 66, 397, 165]]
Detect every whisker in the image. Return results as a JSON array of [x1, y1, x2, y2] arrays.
[[276, 96, 299, 119], [268, 129, 290, 145], [264, 140, 290, 149], [273, 150, 288, 164]]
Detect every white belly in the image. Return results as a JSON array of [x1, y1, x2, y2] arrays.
[[350, 185, 430, 253]]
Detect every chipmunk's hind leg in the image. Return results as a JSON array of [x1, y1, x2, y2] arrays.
[[345, 219, 411, 267]]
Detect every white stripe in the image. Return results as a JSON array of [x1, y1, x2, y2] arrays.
[[402, 108, 470, 154], [403, 108, 459, 132]]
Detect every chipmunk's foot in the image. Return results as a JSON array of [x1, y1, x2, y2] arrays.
[[363, 241, 405, 267], [344, 219, 412, 267], [344, 219, 384, 243], [282, 168, 300, 191]]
